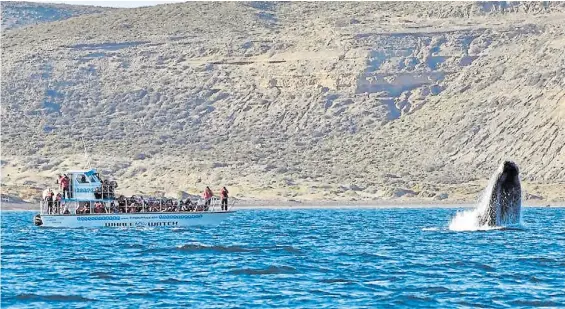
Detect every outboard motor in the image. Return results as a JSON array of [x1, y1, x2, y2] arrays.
[[34, 214, 43, 226]]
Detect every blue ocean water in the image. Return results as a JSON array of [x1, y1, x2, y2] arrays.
[[2, 208, 565, 308]]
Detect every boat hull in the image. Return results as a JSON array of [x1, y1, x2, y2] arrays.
[[36, 212, 234, 228]]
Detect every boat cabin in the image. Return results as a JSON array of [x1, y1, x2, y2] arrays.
[[65, 169, 106, 201]]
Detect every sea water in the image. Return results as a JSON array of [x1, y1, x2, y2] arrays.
[[2, 208, 564, 308]]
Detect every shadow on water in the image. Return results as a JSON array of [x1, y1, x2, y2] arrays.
[[15, 294, 95, 302], [227, 265, 297, 275]]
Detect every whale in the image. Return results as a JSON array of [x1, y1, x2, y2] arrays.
[[478, 161, 522, 226]]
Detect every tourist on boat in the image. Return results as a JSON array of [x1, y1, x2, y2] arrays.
[[94, 186, 103, 199], [165, 199, 174, 212], [42, 188, 52, 200], [220, 187, 229, 211], [110, 201, 119, 213], [148, 201, 158, 212], [117, 196, 127, 213], [59, 174, 70, 199], [184, 199, 196, 211], [203, 186, 213, 208], [44, 189, 55, 214], [94, 202, 105, 213], [99, 179, 112, 199], [85, 202, 92, 214], [77, 202, 87, 214], [55, 193, 62, 214], [103, 180, 116, 199], [180, 199, 193, 212]]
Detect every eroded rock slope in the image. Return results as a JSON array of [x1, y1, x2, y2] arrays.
[[2, 2, 564, 202]]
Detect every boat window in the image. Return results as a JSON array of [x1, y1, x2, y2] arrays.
[[89, 175, 99, 183], [77, 174, 89, 183]]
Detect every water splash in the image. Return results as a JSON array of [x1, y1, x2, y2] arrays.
[[449, 209, 502, 231]]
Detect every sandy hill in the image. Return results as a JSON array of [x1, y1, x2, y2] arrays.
[[1, 1, 114, 30], [1, 1, 564, 203]]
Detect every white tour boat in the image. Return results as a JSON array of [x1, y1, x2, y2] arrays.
[[34, 169, 235, 228]]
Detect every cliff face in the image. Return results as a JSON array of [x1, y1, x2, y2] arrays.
[[2, 2, 565, 202]]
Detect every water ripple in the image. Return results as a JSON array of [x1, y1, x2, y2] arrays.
[[228, 265, 297, 275], [2, 208, 565, 308]]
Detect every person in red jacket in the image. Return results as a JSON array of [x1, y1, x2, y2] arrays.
[[59, 174, 70, 199], [202, 186, 213, 209], [220, 187, 229, 211]]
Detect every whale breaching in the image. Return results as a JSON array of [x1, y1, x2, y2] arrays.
[[449, 161, 522, 230], [478, 161, 522, 226]]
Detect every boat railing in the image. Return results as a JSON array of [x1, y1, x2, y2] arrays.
[[40, 195, 235, 215]]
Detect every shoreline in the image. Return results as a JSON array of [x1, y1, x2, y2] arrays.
[[1, 199, 562, 212]]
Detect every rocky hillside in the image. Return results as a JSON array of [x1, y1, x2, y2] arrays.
[[1, 1, 114, 30], [2, 2, 565, 203]]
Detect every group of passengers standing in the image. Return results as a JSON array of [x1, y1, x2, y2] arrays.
[[42, 182, 230, 214], [43, 189, 70, 214], [204, 186, 230, 211]]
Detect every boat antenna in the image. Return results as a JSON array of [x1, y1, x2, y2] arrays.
[[82, 137, 92, 170]]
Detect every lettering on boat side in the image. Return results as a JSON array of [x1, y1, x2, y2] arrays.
[[77, 216, 121, 221], [147, 222, 179, 226], [158, 215, 203, 220], [104, 222, 129, 227], [104, 222, 179, 227]]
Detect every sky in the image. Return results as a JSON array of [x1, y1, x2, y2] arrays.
[[10, 0, 188, 8]]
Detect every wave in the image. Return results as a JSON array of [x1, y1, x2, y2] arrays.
[[1, 245, 29, 250], [126, 244, 144, 249], [159, 278, 191, 284], [264, 245, 302, 254], [424, 286, 451, 293], [142, 243, 259, 254], [68, 257, 100, 262], [319, 278, 355, 284], [228, 265, 297, 275], [89, 271, 114, 279], [15, 293, 94, 302], [516, 257, 558, 265], [509, 300, 562, 307], [175, 244, 259, 253], [421, 227, 439, 231], [125, 292, 154, 298], [452, 261, 496, 272]]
